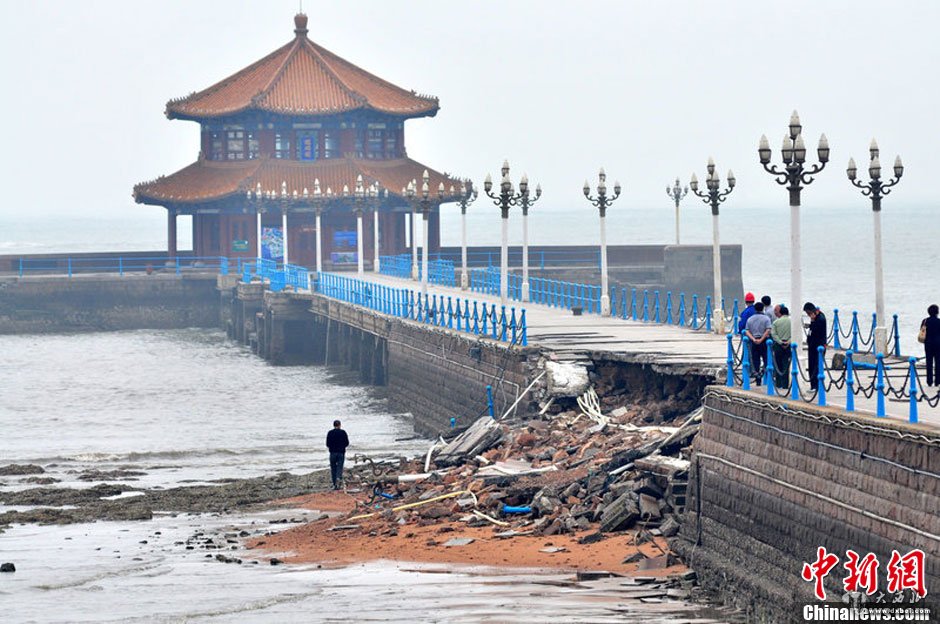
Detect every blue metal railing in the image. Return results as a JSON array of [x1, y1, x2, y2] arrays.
[[430, 248, 612, 269], [316, 271, 526, 346], [12, 255, 248, 277], [723, 333, 935, 423], [15, 253, 901, 356], [379, 255, 412, 280], [379, 254, 456, 287], [828, 308, 901, 356]]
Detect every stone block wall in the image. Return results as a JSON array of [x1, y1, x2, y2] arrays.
[[385, 320, 541, 436], [675, 387, 940, 622], [0, 274, 219, 333], [663, 245, 743, 306]]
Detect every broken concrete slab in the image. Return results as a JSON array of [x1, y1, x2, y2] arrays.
[[599, 491, 639, 532], [545, 361, 591, 397]]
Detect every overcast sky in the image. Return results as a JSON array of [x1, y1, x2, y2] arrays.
[[2, 0, 938, 221]]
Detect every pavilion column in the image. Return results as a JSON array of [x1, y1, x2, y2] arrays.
[[167, 209, 178, 261], [373, 208, 381, 273], [315, 209, 323, 273], [256, 209, 263, 260], [282, 210, 289, 265]]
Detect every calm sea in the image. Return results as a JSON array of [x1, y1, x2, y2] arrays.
[[0, 331, 723, 623], [0, 208, 932, 621], [4, 206, 937, 342]]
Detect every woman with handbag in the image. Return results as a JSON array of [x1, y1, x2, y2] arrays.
[[921, 304, 940, 386]]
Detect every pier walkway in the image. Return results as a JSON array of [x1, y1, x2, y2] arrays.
[[312, 269, 940, 430]]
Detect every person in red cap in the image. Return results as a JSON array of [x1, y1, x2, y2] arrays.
[[737, 292, 757, 333]]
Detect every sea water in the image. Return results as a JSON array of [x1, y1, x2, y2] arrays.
[[0, 331, 725, 623], [5, 204, 937, 342]]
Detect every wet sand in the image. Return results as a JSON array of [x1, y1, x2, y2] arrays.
[[252, 491, 687, 575]]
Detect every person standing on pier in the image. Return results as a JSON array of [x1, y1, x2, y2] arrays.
[[922, 304, 940, 386], [326, 420, 350, 490], [745, 301, 771, 385], [770, 305, 792, 388], [738, 292, 757, 333], [804, 302, 827, 390], [761, 295, 774, 323]]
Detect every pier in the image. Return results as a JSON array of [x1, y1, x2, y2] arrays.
[[4, 257, 939, 620]]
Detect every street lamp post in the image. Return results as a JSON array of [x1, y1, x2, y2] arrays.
[[847, 139, 903, 355], [279, 181, 290, 265], [373, 187, 387, 273], [484, 160, 525, 306], [690, 158, 736, 333], [347, 175, 382, 278], [666, 178, 689, 245], [518, 175, 542, 302], [582, 168, 621, 316], [307, 179, 333, 273], [758, 111, 830, 346], [403, 179, 421, 281], [453, 180, 477, 290], [405, 170, 440, 296], [247, 182, 264, 262]]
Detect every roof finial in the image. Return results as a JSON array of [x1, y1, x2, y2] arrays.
[[294, 12, 308, 37]]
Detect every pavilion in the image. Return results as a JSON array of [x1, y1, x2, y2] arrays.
[[134, 13, 460, 271]]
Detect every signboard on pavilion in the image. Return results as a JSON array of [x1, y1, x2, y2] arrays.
[[261, 227, 284, 262], [331, 230, 357, 264], [232, 240, 249, 252]]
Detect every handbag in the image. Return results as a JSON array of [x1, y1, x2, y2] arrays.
[[918, 322, 927, 344]]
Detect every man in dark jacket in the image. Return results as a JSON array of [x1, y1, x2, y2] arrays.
[[804, 302, 827, 390], [326, 420, 350, 490]]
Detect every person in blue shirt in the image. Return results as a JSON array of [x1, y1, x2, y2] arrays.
[[737, 292, 757, 333]]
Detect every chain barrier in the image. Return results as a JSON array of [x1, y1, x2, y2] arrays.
[[725, 332, 938, 423]]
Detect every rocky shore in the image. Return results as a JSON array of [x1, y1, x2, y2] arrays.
[[0, 466, 332, 530]]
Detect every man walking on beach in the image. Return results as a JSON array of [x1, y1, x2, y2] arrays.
[[326, 420, 350, 490], [804, 302, 827, 391]]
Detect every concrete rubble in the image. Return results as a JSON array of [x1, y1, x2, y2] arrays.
[[340, 392, 701, 566]]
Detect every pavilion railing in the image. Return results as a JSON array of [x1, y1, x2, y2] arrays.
[[11, 255, 247, 278]]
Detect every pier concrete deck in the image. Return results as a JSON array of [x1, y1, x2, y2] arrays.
[[352, 272, 940, 430]]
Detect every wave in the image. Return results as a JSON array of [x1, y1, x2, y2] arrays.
[[63, 448, 276, 463]]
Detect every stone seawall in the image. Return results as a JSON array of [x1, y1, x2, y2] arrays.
[[0, 274, 220, 334], [226, 284, 542, 435], [675, 387, 940, 622], [385, 320, 539, 436]]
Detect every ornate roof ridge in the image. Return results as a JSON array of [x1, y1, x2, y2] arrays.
[[165, 41, 295, 118], [165, 14, 439, 120], [307, 39, 438, 110]]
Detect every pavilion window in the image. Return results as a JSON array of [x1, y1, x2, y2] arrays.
[[247, 131, 260, 160], [323, 131, 339, 159], [353, 130, 365, 158], [366, 130, 383, 159], [297, 131, 319, 161], [275, 133, 291, 159], [385, 132, 398, 158], [226, 129, 245, 160], [210, 132, 224, 160]]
